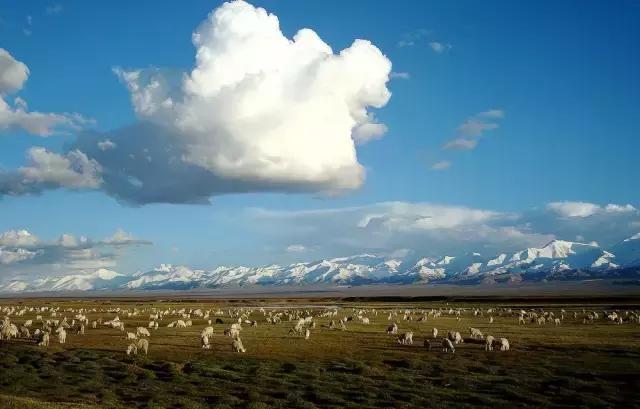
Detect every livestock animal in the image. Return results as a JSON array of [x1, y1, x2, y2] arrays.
[[469, 327, 484, 340], [137, 338, 149, 355], [485, 335, 495, 351], [232, 338, 246, 353], [397, 331, 414, 345], [442, 338, 455, 353]]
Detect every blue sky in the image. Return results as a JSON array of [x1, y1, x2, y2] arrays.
[[0, 0, 638, 278]]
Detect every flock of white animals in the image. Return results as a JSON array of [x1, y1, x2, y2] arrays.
[[0, 303, 638, 357]]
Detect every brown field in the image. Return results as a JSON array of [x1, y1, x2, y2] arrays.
[[1, 295, 639, 408]]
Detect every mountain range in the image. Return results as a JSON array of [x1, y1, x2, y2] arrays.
[[1, 234, 639, 293]]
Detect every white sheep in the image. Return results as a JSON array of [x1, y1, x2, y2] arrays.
[[448, 331, 464, 344], [386, 323, 398, 335], [126, 343, 137, 355], [126, 332, 138, 340], [56, 327, 66, 344], [485, 335, 495, 351], [137, 338, 149, 355], [232, 338, 246, 353], [442, 338, 455, 353], [201, 334, 210, 349], [397, 331, 414, 345], [469, 327, 484, 340], [38, 332, 50, 347], [432, 328, 438, 338], [137, 327, 151, 337], [500, 338, 510, 351], [201, 326, 214, 338]]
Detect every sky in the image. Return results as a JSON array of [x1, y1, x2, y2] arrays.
[[0, 0, 639, 280]]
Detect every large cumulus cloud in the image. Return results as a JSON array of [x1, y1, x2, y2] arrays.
[[66, 0, 390, 204], [2, 1, 392, 204]]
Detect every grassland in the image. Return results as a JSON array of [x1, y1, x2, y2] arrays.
[[1, 297, 639, 408]]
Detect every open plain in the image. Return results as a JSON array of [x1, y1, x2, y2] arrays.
[[0, 295, 639, 408]]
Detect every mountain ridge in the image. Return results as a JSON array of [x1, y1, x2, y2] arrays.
[[2, 236, 639, 293]]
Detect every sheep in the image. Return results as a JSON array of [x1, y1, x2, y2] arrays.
[[137, 338, 149, 355], [386, 323, 398, 335], [305, 329, 310, 340], [201, 326, 214, 338], [136, 327, 151, 337], [442, 338, 455, 353], [126, 332, 138, 340], [232, 338, 246, 353], [469, 327, 484, 340], [397, 331, 414, 345], [432, 328, 438, 338], [554, 318, 561, 326], [499, 338, 510, 351], [489, 316, 494, 324], [201, 334, 210, 349], [485, 335, 495, 351], [38, 332, 50, 347], [361, 317, 370, 325], [56, 327, 66, 344], [126, 343, 138, 355], [448, 331, 464, 344]]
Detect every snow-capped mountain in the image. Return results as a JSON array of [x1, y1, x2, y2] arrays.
[[2, 236, 639, 293]]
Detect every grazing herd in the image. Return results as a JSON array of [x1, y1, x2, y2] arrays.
[[1, 303, 638, 360]]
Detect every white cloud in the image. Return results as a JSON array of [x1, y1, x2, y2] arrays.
[[0, 48, 90, 136], [429, 42, 451, 53], [0, 228, 151, 278], [0, 49, 29, 94], [604, 203, 636, 213], [286, 244, 306, 253], [115, 1, 391, 195], [443, 109, 504, 151], [477, 109, 504, 119], [547, 201, 637, 218], [0, 248, 37, 264], [457, 119, 499, 138], [250, 201, 551, 257], [97, 139, 116, 151], [103, 228, 150, 246], [19, 147, 102, 189], [0, 230, 39, 247], [46, 4, 63, 15], [443, 138, 477, 150], [396, 29, 430, 48], [431, 160, 451, 170]]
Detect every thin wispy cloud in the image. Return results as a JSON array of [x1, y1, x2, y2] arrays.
[[46, 4, 64, 15], [429, 41, 452, 54], [431, 160, 451, 170], [443, 109, 504, 151]]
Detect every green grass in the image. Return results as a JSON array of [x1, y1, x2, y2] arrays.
[[0, 299, 639, 408]]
